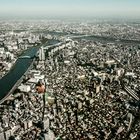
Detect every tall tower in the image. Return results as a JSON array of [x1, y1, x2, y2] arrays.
[[39, 46, 45, 61]]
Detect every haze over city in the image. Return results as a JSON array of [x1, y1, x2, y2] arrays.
[[0, 0, 140, 19]]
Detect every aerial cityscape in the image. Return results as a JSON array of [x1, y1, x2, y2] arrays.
[[0, 0, 140, 140]]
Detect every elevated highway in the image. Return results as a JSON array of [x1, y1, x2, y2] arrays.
[[111, 55, 139, 101]]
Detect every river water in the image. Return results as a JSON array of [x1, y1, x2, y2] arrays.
[[0, 47, 38, 101], [0, 39, 59, 102], [0, 33, 139, 102]]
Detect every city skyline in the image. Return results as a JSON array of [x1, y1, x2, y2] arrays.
[[0, 1, 140, 139], [0, 0, 140, 19]]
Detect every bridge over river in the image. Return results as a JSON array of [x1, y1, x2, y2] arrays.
[[0, 34, 140, 104], [0, 39, 59, 104]]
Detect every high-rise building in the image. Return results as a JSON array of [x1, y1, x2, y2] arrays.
[[39, 46, 45, 61]]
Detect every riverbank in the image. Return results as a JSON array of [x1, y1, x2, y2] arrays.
[[0, 39, 59, 103]]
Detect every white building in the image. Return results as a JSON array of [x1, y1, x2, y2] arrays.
[[96, 85, 101, 93], [34, 74, 45, 80], [18, 85, 31, 93], [39, 46, 45, 61]]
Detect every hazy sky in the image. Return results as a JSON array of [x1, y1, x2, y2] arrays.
[[0, 0, 140, 19]]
